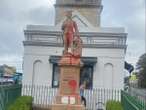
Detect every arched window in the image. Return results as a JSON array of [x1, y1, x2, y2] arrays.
[[104, 63, 114, 89], [32, 60, 43, 85]]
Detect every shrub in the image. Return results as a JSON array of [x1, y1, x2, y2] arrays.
[[106, 100, 123, 110], [7, 96, 33, 110]]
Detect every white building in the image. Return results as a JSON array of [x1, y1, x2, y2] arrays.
[[23, 0, 127, 89]]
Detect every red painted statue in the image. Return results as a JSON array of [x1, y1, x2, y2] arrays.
[[62, 10, 82, 57]]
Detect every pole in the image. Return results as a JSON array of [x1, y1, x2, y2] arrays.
[[143, 0, 146, 53]]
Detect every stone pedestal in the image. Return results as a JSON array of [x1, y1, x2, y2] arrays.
[[52, 54, 85, 110], [59, 65, 80, 95]]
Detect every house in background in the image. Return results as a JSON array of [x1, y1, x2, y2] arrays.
[[23, 0, 127, 89]]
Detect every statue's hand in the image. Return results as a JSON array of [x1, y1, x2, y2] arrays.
[[74, 32, 80, 37], [62, 25, 65, 31]]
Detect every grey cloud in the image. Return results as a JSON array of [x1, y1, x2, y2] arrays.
[[25, 6, 55, 25], [0, 22, 23, 55], [102, 0, 145, 60], [0, 0, 55, 57], [0, 0, 56, 71]]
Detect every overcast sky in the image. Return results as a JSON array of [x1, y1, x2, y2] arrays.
[[0, 0, 145, 72]]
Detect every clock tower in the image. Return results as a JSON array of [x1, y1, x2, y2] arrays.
[[55, 0, 103, 27]]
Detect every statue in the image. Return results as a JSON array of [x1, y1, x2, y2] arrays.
[[52, 10, 85, 110], [62, 10, 82, 57]]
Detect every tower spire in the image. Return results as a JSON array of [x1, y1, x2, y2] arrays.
[[55, 0, 103, 27]]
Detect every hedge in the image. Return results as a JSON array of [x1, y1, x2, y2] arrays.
[[7, 96, 33, 110], [106, 100, 123, 110]]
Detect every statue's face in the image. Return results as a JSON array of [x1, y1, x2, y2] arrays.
[[66, 11, 72, 18]]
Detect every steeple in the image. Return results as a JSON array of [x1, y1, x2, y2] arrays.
[[55, 0, 103, 27]]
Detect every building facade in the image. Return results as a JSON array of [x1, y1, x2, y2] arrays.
[[23, 0, 127, 89]]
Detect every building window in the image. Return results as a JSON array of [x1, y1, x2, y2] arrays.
[[80, 65, 93, 89], [52, 64, 60, 88], [52, 64, 93, 89]]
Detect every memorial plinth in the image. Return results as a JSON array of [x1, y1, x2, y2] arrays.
[[51, 53, 85, 110]]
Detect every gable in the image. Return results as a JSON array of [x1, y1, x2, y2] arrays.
[[72, 15, 88, 27], [56, 10, 94, 28]]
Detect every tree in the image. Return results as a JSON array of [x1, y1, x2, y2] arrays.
[[0, 64, 16, 75], [0, 66, 5, 77], [137, 53, 146, 88]]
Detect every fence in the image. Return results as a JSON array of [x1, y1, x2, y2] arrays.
[[121, 90, 146, 110], [129, 87, 146, 103], [22, 85, 121, 110], [0, 84, 22, 110]]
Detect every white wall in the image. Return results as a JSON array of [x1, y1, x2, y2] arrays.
[[23, 45, 125, 89]]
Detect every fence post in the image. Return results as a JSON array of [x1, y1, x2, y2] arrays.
[[0, 84, 22, 110], [121, 90, 146, 110]]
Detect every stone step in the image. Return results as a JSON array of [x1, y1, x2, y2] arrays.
[[51, 104, 85, 110]]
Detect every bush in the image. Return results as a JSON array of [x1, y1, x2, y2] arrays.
[[7, 96, 33, 110], [106, 100, 123, 110]]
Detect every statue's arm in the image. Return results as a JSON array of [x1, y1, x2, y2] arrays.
[[61, 22, 65, 31], [73, 21, 79, 37]]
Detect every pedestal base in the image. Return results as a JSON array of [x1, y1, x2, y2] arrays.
[[51, 104, 85, 110], [51, 54, 84, 110], [55, 95, 81, 105]]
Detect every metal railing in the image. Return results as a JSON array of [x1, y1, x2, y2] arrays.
[[56, 0, 102, 5], [0, 86, 5, 110], [121, 90, 146, 110], [128, 87, 146, 103], [1, 84, 145, 110], [22, 85, 121, 110], [24, 32, 127, 48], [0, 84, 22, 110]]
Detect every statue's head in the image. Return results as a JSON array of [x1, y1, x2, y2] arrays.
[[66, 10, 73, 19]]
